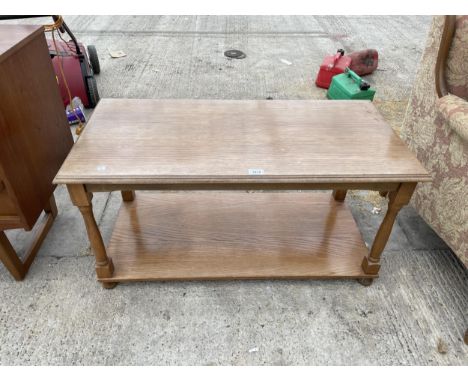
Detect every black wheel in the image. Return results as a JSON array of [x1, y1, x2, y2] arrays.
[[86, 76, 100, 108], [87, 45, 100, 74]]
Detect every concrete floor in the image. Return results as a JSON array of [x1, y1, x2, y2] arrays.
[[0, 16, 467, 365]]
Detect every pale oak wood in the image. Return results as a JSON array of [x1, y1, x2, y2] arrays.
[[67, 184, 116, 288], [56, 99, 430, 287], [86, 182, 401, 192], [99, 192, 373, 282], [54, 99, 431, 185], [362, 182, 417, 274]]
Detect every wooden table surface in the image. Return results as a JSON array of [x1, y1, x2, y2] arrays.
[[58, 99, 431, 287], [54, 99, 430, 185]]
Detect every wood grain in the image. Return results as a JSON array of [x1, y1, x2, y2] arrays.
[[100, 192, 374, 282], [85, 181, 401, 192], [55, 99, 430, 185], [362, 182, 416, 274], [0, 25, 73, 280], [67, 184, 115, 285], [0, 25, 73, 229], [0, 25, 42, 63], [0, 167, 20, 230]]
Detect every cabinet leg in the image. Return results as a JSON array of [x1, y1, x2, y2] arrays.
[[333, 189, 347, 202], [0, 195, 57, 281], [121, 190, 135, 202], [362, 182, 416, 275], [0, 232, 25, 281], [67, 184, 114, 280], [44, 194, 58, 218]]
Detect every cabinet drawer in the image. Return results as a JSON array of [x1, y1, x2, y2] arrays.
[[0, 179, 21, 228]]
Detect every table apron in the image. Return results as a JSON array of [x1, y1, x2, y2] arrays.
[[84, 182, 401, 193]]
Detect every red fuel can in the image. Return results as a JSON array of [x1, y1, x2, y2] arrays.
[[315, 49, 352, 89], [348, 49, 379, 76]]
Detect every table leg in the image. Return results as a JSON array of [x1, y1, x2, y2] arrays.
[[332, 189, 347, 202], [361, 182, 416, 275], [121, 190, 135, 202], [67, 184, 116, 289]]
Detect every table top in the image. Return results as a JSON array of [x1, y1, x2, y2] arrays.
[[54, 99, 430, 185], [0, 25, 42, 63]]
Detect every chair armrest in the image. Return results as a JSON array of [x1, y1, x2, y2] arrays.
[[436, 94, 468, 142]]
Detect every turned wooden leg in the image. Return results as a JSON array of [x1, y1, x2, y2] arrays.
[[0, 232, 25, 281], [333, 189, 347, 202], [362, 182, 416, 275], [121, 190, 135, 202], [67, 184, 115, 287]]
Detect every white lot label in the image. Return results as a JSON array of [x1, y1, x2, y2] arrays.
[[248, 168, 264, 175]]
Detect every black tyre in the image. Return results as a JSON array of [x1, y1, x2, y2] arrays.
[[86, 76, 100, 108], [87, 45, 100, 74]]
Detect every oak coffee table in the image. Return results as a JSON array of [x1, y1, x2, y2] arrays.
[[54, 99, 430, 289]]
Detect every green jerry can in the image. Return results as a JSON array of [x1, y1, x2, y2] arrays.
[[327, 68, 376, 101]]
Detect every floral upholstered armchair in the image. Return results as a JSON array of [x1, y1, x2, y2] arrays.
[[401, 16, 468, 265]]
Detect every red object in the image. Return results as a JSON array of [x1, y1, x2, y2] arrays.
[[315, 49, 352, 89], [348, 49, 379, 76], [49, 40, 89, 106], [47, 38, 100, 108]]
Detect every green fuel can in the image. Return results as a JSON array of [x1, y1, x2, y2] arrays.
[[327, 68, 376, 101]]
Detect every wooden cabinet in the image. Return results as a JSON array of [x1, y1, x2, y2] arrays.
[[0, 25, 74, 280]]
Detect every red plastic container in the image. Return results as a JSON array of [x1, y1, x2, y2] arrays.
[[315, 49, 352, 89], [348, 49, 379, 76]]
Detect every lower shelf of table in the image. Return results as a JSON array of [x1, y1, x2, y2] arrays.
[[99, 191, 374, 282]]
